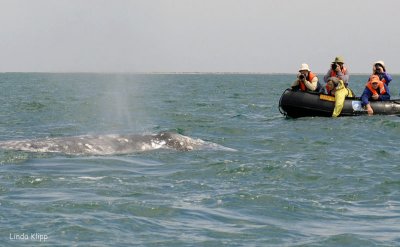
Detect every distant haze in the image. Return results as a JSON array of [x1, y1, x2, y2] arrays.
[[1, 0, 400, 73]]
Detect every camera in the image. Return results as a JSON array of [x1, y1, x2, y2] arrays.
[[299, 74, 305, 80], [331, 63, 338, 70], [375, 65, 383, 73]]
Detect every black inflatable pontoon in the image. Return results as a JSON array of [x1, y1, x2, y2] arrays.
[[279, 89, 400, 118]]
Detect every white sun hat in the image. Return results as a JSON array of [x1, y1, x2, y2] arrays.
[[374, 60, 386, 71], [299, 63, 310, 72]]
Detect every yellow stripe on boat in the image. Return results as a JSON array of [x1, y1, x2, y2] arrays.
[[319, 94, 335, 102]]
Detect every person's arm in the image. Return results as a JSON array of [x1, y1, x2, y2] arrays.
[[382, 72, 392, 85], [379, 94, 390, 101], [304, 76, 318, 91], [365, 103, 374, 115], [336, 68, 349, 84], [332, 89, 346, 117], [379, 84, 391, 101], [361, 88, 371, 107], [361, 88, 374, 115], [323, 69, 331, 83]]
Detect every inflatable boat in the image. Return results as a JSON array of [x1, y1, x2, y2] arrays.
[[279, 89, 400, 118]]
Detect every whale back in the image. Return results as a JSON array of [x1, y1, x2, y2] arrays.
[[0, 132, 235, 155]]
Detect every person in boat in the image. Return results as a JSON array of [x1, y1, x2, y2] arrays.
[[291, 63, 324, 93], [361, 75, 390, 116], [372, 60, 392, 86], [324, 56, 349, 94], [326, 77, 355, 117]]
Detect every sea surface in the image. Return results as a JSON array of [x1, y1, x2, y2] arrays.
[[0, 73, 399, 246]]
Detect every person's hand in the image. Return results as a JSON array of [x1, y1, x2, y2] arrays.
[[372, 94, 379, 100], [375, 66, 383, 74], [366, 104, 374, 115]]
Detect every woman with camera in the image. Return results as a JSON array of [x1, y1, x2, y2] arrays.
[[323, 56, 349, 94], [291, 63, 323, 93], [372, 60, 392, 86]]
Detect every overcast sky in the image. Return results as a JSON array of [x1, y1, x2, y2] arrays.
[[1, 0, 399, 73]]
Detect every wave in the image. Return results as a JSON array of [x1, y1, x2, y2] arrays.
[[0, 132, 236, 155]]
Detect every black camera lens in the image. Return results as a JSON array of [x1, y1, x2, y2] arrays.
[[299, 74, 305, 80], [331, 63, 338, 70]]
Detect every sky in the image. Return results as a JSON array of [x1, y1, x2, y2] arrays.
[[1, 0, 400, 73]]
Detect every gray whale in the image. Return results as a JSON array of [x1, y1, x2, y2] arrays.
[[0, 132, 235, 155]]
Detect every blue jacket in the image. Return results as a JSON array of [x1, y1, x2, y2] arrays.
[[361, 83, 390, 106], [377, 72, 393, 86]]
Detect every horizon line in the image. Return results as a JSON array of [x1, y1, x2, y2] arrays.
[[0, 71, 394, 75]]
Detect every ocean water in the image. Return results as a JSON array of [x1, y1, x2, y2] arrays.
[[0, 73, 399, 246]]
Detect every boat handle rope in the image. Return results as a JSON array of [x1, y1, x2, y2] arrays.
[[278, 88, 290, 116]]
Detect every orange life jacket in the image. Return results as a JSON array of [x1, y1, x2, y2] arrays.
[[299, 72, 316, 91], [366, 80, 386, 95], [327, 67, 347, 94]]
